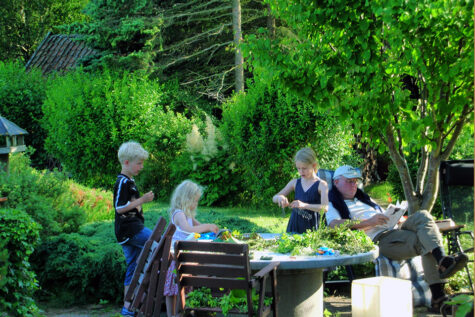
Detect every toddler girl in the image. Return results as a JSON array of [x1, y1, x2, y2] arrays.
[[164, 180, 219, 317], [272, 147, 329, 233]]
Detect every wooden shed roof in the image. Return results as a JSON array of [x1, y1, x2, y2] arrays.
[[25, 32, 97, 74]]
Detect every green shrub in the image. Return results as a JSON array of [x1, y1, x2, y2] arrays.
[[171, 117, 243, 206], [67, 182, 114, 222], [221, 81, 353, 206], [0, 60, 49, 168], [32, 223, 124, 305], [0, 241, 7, 289], [135, 107, 194, 200], [43, 69, 193, 199], [0, 208, 41, 316], [0, 153, 86, 238]]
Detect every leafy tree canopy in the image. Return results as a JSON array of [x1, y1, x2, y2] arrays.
[[244, 0, 474, 213], [65, 0, 270, 101], [0, 0, 88, 62]]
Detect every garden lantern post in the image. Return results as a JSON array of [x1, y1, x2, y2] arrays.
[[0, 116, 28, 172]]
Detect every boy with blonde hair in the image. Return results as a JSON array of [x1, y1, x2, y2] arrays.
[[114, 141, 154, 316]]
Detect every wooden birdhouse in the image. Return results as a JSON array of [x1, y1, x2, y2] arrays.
[[0, 116, 28, 171]]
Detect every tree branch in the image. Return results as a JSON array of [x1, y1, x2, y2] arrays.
[[440, 104, 473, 160], [386, 123, 419, 213], [163, 5, 231, 24], [161, 24, 231, 53], [162, 41, 232, 69], [415, 99, 428, 195]]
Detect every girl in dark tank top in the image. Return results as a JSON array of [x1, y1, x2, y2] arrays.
[[272, 147, 329, 233]]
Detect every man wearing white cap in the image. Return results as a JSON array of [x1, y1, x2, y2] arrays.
[[326, 165, 468, 313]]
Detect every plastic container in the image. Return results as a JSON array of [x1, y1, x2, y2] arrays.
[[351, 276, 412, 317]]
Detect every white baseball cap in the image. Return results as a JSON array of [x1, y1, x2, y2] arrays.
[[333, 165, 362, 179]]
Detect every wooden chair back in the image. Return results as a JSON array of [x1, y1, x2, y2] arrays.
[[125, 218, 176, 316], [175, 241, 279, 317]]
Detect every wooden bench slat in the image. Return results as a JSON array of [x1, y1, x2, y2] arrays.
[[178, 263, 248, 278], [175, 241, 248, 254], [177, 252, 248, 266], [179, 276, 249, 290]]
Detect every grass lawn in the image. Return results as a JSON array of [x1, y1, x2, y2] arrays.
[[143, 202, 289, 234]]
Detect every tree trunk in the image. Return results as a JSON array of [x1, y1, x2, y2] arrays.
[[385, 101, 470, 215], [232, 0, 244, 93], [267, 4, 276, 38]]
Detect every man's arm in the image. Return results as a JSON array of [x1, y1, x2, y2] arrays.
[[326, 202, 388, 230], [328, 214, 389, 230]]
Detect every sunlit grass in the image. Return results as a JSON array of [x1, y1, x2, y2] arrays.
[[143, 202, 289, 234], [365, 182, 395, 208]]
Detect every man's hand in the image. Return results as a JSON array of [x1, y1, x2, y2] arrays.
[[367, 214, 389, 227], [141, 191, 154, 203], [290, 200, 307, 209]]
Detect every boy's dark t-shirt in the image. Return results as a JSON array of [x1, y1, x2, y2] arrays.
[[113, 174, 145, 243]]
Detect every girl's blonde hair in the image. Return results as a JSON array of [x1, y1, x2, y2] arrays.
[[169, 180, 203, 219], [294, 147, 319, 171]]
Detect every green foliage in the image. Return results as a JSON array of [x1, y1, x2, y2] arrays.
[[0, 60, 49, 167], [135, 107, 194, 200], [364, 182, 395, 207], [448, 127, 474, 160], [42, 68, 193, 198], [239, 223, 375, 256], [32, 228, 124, 305], [186, 287, 273, 316], [445, 293, 474, 317], [62, 0, 162, 72], [171, 117, 243, 206], [0, 241, 8, 289], [0, 0, 88, 61], [326, 262, 375, 281], [68, 182, 114, 223], [0, 208, 41, 316], [222, 80, 353, 206], [245, 0, 474, 213], [0, 152, 86, 238]]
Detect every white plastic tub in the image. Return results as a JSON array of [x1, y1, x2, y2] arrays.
[[352, 276, 412, 317]]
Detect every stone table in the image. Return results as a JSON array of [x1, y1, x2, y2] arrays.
[[249, 233, 379, 317]]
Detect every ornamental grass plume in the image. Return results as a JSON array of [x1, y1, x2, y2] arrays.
[[186, 124, 204, 154], [201, 116, 218, 161]]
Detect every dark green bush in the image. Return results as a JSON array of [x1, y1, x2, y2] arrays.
[[32, 223, 124, 305], [0, 208, 41, 316], [221, 81, 353, 206], [0, 60, 49, 168], [135, 108, 194, 200], [42, 69, 193, 199]]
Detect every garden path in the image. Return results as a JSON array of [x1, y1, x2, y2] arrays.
[[40, 296, 443, 317]]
